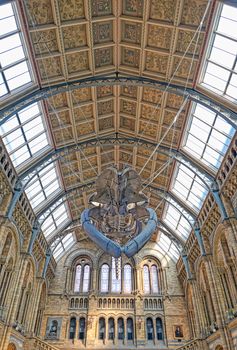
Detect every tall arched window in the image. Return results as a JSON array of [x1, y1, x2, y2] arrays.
[[79, 317, 85, 340], [147, 318, 154, 340], [100, 264, 109, 292], [124, 264, 132, 293], [69, 317, 76, 339], [151, 265, 159, 293], [108, 317, 115, 340], [156, 318, 163, 340], [74, 265, 82, 292], [118, 318, 124, 340], [111, 257, 121, 293], [99, 317, 105, 340], [82, 265, 90, 292], [143, 265, 150, 294], [127, 318, 134, 340], [74, 264, 91, 293]]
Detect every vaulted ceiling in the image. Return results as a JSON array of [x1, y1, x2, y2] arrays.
[[2, 0, 236, 262]]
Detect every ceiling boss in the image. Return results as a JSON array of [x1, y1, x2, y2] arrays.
[[81, 166, 158, 258]]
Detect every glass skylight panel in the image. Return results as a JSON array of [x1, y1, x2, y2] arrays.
[[52, 233, 75, 261], [163, 204, 192, 240], [200, 3, 237, 100], [41, 202, 70, 240], [0, 2, 33, 97], [157, 233, 180, 262], [171, 164, 208, 212], [183, 103, 235, 170], [0, 102, 51, 168], [25, 163, 61, 210]]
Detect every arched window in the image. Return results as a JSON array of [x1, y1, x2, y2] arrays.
[[147, 318, 154, 340], [151, 265, 159, 293], [143, 265, 150, 294], [118, 318, 124, 340], [108, 317, 115, 340], [74, 265, 82, 292], [79, 317, 86, 340], [100, 264, 109, 292], [99, 317, 105, 340], [156, 318, 163, 340], [69, 317, 76, 339], [74, 264, 91, 293], [82, 264, 90, 292], [111, 257, 121, 293], [124, 264, 132, 293], [127, 318, 134, 340]]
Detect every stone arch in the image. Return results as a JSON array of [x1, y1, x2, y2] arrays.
[[138, 246, 170, 268], [64, 247, 98, 267]]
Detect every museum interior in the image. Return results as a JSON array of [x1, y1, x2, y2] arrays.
[[1, 0, 237, 349]]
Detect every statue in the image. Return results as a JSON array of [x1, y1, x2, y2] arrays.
[[81, 166, 157, 258]]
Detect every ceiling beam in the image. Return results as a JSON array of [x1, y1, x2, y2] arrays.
[[1, 75, 237, 128]]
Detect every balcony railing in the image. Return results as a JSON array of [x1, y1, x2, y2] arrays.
[[144, 297, 163, 310], [69, 296, 88, 309], [98, 296, 135, 309]]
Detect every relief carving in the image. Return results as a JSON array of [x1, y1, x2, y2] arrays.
[[25, 0, 54, 25], [91, 0, 112, 16], [99, 117, 114, 131], [122, 22, 142, 44], [38, 57, 62, 79], [120, 117, 135, 131], [62, 25, 87, 49], [31, 29, 58, 55], [181, 0, 208, 26], [122, 48, 140, 68], [146, 52, 168, 74], [97, 86, 113, 98], [141, 104, 160, 121], [139, 121, 158, 138], [120, 100, 137, 115], [123, 0, 144, 17], [93, 22, 113, 44], [74, 105, 93, 123], [94, 47, 113, 68], [176, 30, 203, 54], [143, 87, 162, 104], [72, 88, 92, 104], [147, 25, 172, 50], [98, 100, 113, 115], [150, 0, 176, 22], [76, 122, 94, 136], [58, 0, 84, 21], [66, 52, 89, 74]]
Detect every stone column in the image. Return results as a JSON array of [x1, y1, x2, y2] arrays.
[[27, 277, 44, 335]]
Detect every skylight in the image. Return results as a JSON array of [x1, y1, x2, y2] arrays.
[[200, 3, 237, 101], [171, 163, 208, 212], [183, 103, 235, 170], [163, 204, 192, 241], [0, 102, 51, 168], [52, 233, 75, 261], [25, 162, 62, 210], [156, 232, 180, 262], [41, 202, 70, 240], [0, 2, 33, 98]]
